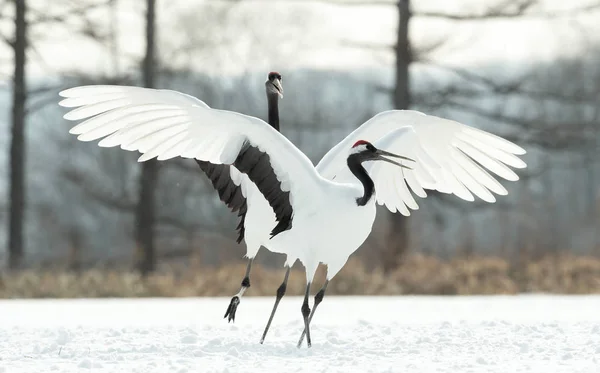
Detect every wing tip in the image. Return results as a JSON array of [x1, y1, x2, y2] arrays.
[[138, 152, 161, 162], [481, 194, 497, 203], [513, 146, 527, 156], [59, 86, 90, 98], [97, 138, 116, 148], [58, 89, 72, 98], [76, 133, 97, 142], [63, 112, 80, 121]]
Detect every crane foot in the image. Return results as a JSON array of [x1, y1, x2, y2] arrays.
[[224, 296, 241, 323]]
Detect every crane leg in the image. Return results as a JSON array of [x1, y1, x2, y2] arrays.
[[224, 259, 253, 323], [298, 282, 313, 348], [260, 266, 291, 344], [297, 279, 328, 348]]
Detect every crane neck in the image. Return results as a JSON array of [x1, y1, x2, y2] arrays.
[[347, 154, 375, 206], [267, 93, 280, 131]]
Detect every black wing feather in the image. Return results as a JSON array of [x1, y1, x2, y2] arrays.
[[195, 160, 247, 243], [195, 140, 294, 242], [233, 141, 293, 238]]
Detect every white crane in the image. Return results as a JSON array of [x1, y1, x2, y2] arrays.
[[59, 84, 527, 348]]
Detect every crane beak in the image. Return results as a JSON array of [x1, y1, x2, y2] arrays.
[[273, 79, 283, 99], [376, 149, 414, 170]]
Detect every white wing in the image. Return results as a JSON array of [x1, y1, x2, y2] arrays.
[[60, 85, 325, 234], [316, 110, 527, 216]]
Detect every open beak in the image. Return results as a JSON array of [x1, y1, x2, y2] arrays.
[[273, 79, 283, 99], [376, 149, 414, 170]]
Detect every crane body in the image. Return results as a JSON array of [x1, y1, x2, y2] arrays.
[[59, 81, 527, 348]]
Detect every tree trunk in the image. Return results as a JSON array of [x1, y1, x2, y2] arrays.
[[109, 0, 120, 75], [383, 0, 411, 273], [135, 0, 158, 276], [8, 0, 27, 270]]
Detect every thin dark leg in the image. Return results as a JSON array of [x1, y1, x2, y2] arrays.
[[224, 259, 252, 323], [297, 280, 328, 348], [260, 266, 291, 344], [298, 282, 312, 348]]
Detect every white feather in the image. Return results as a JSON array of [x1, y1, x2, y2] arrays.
[[61, 86, 527, 296], [316, 109, 527, 214], [60, 86, 324, 210]]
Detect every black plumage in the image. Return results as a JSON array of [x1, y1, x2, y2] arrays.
[[195, 160, 247, 243], [193, 72, 284, 244], [233, 141, 293, 238]]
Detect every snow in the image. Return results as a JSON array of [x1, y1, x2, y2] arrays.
[[1, 296, 599, 372]]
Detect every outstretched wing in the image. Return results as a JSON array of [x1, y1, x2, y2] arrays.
[[60, 85, 324, 237], [316, 110, 527, 216]]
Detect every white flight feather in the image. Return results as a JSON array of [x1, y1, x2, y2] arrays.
[[316, 109, 526, 216], [60, 86, 324, 216], [60, 85, 527, 281]]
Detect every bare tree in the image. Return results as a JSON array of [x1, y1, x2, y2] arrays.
[[13, 0, 598, 268], [381, 0, 410, 272], [334, 0, 600, 268], [1, 0, 128, 269], [7, 0, 27, 270], [135, 0, 159, 276]]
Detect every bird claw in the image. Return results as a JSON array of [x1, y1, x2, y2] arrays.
[[224, 296, 240, 323]]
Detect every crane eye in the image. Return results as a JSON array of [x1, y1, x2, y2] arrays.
[[366, 144, 375, 151]]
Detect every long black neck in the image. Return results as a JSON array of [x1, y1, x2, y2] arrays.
[[347, 154, 375, 206], [267, 93, 280, 131]]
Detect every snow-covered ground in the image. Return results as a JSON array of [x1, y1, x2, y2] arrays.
[[1, 296, 599, 372]]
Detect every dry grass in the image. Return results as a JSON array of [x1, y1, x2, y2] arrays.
[[1, 254, 599, 298]]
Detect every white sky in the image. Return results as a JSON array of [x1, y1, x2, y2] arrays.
[[0, 0, 599, 82]]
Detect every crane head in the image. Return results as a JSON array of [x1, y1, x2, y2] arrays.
[[350, 140, 414, 170], [265, 72, 283, 99]]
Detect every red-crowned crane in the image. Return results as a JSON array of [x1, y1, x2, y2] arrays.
[[193, 72, 283, 325], [59, 83, 527, 348]]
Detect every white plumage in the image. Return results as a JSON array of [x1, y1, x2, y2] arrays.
[[317, 110, 526, 211], [59, 85, 527, 347]]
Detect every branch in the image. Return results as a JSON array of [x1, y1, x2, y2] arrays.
[[372, 83, 392, 95], [417, 0, 534, 20], [412, 38, 449, 60], [217, 0, 599, 15], [62, 168, 135, 212], [340, 40, 448, 63], [340, 40, 395, 51], [208, 0, 394, 5], [421, 60, 525, 91], [442, 99, 596, 150], [28, 83, 64, 96], [26, 95, 63, 114], [29, 1, 112, 24], [423, 83, 600, 106], [0, 33, 13, 48], [417, 61, 600, 105], [298, 0, 393, 5], [62, 167, 206, 232], [417, 0, 600, 20]]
